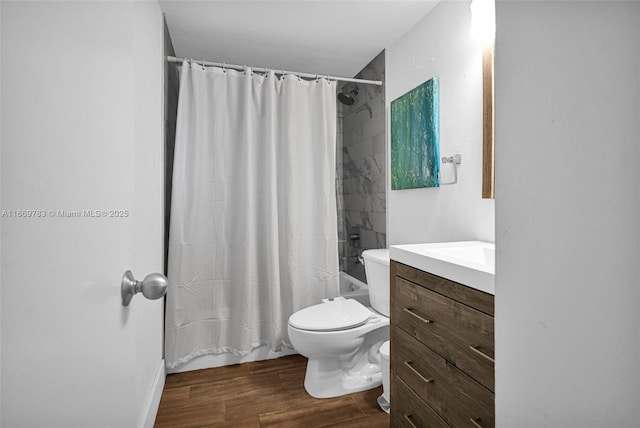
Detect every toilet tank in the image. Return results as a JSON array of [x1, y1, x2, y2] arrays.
[[362, 249, 390, 317]]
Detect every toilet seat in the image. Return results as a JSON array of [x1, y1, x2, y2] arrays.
[[289, 298, 372, 331]]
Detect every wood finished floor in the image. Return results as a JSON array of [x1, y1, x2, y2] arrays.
[[155, 354, 390, 428]]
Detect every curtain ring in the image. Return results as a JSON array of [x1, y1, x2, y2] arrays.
[[222, 62, 226, 73], [297, 71, 301, 81]]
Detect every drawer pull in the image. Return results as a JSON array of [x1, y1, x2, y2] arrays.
[[470, 417, 484, 428], [469, 344, 495, 363], [404, 413, 418, 428], [404, 360, 434, 384], [403, 307, 433, 324]]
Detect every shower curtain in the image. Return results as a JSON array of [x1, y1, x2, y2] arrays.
[[165, 61, 339, 369]]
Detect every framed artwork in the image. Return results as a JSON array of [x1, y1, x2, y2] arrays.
[[391, 77, 440, 190]]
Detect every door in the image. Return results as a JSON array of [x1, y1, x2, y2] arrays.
[[1, 2, 165, 426]]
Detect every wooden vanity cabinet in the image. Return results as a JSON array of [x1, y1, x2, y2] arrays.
[[390, 261, 495, 428]]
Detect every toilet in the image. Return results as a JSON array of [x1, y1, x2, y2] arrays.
[[288, 249, 390, 398]]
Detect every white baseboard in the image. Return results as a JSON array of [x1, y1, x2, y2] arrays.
[[141, 358, 166, 428]]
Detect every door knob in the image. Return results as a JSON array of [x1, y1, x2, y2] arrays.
[[121, 270, 168, 306]]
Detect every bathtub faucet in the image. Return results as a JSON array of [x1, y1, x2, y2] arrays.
[[345, 254, 365, 265]]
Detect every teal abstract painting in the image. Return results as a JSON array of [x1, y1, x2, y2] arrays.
[[391, 78, 440, 190]]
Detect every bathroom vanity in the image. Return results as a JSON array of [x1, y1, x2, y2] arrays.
[[389, 242, 495, 428]]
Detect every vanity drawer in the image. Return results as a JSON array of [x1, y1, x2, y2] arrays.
[[393, 376, 450, 428], [395, 277, 495, 391], [396, 328, 494, 427], [395, 262, 494, 316]]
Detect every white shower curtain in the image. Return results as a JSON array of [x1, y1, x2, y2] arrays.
[[165, 61, 339, 369]]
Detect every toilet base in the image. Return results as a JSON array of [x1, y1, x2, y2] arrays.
[[303, 357, 383, 398], [377, 395, 390, 414]]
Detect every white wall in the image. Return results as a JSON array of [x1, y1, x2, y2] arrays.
[[1, 1, 165, 426], [387, 1, 495, 246], [495, 1, 640, 425]]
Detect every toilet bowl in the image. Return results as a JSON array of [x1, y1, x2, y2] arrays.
[[288, 249, 390, 398]]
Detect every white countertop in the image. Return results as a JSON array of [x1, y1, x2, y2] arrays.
[[390, 241, 495, 295]]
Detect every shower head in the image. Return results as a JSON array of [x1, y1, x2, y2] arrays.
[[338, 92, 355, 105], [338, 85, 359, 105]]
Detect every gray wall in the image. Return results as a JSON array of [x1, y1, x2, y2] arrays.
[[164, 20, 179, 272]]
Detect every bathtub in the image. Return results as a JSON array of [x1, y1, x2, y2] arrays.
[[339, 271, 370, 307]]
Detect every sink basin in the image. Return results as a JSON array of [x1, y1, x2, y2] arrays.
[[389, 241, 495, 295]]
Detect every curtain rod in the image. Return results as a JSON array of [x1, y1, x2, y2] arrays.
[[166, 56, 383, 87]]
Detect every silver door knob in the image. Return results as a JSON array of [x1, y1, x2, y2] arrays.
[[121, 270, 168, 306]]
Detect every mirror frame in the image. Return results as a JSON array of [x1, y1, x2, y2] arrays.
[[482, 44, 495, 199]]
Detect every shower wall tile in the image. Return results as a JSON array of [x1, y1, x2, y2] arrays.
[[353, 194, 367, 212], [337, 50, 386, 281], [336, 101, 346, 272], [360, 230, 378, 251], [362, 117, 385, 140], [373, 133, 385, 155], [344, 126, 363, 146], [370, 192, 386, 213], [345, 158, 366, 179], [347, 138, 373, 161], [343, 177, 355, 195], [371, 212, 386, 232], [372, 153, 385, 180], [343, 107, 373, 132], [369, 96, 386, 118]]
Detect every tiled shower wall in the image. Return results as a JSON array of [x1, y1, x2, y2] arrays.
[[337, 50, 386, 283]]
